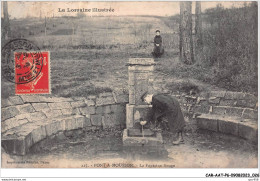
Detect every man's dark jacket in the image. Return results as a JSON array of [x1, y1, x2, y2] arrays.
[[147, 94, 185, 133]]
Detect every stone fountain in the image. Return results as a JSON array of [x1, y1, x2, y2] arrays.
[[123, 58, 166, 157]]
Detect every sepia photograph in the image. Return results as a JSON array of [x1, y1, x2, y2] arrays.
[[1, 0, 258, 174]]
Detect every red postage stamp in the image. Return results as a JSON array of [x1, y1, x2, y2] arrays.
[[15, 51, 50, 94]]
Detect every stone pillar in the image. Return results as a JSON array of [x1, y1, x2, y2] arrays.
[[123, 58, 166, 157], [128, 58, 154, 105], [126, 58, 154, 129]]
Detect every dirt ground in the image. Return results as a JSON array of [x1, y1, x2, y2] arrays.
[[2, 127, 257, 168]]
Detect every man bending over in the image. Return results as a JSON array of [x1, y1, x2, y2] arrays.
[[141, 92, 186, 145]]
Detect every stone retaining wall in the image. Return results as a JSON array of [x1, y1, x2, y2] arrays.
[[1, 90, 258, 155], [2, 90, 257, 134], [191, 91, 258, 144], [192, 91, 258, 118], [1, 90, 128, 155], [2, 91, 128, 133]]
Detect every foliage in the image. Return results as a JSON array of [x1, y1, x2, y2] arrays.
[[199, 2, 258, 94]]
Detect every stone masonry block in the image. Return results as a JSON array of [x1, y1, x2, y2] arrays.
[[71, 101, 86, 108], [2, 117, 28, 133], [198, 99, 208, 106], [238, 121, 258, 143], [114, 94, 129, 104], [196, 115, 218, 132], [1, 135, 16, 155], [61, 108, 74, 116], [1, 121, 9, 133], [90, 115, 102, 126], [48, 102, 71, 109], [32, 120, 49, 128], [112, 92, 118, 103], [85, 99, 95, 107], [196, 97, 205, 104], [199, 92, 209, 99], [73, 108, 81, 115], [209, 91, 226, 98], [122, 130, 164, 148], [242, 108, 258, 119], [42, 109, 63, 118], [13, 137, 27, 155], [96, 105, 111, 114], [8, 96, 24, 105], [2, 117, 16, 132], [128, 85, 135, 94], [74, 115, 85, 129], [2, 135, 32, 156], [225, 91, 245, 100], [31, 125, 47, 144], [23, 133, 33, 153], [79, 106, 95, 115], [209, 97, 221, 104], [128, 65, 154, 72], [64, 117, 77, 130], [2, 106, 20, 121], [99, 92, 113, 97], [126, 104, 134, 128], [16, 104, 35, 114], [83, 116, 92, 127], [135, 72, 150, 80], [110, 104, 126, 113], [218, 118, 239, 136], [39, 96, 74, 103], [13, 123, 38, 138], [128, 58, 154, 65], [45, 120, 62, 136], [219, 99, 237, 107], [135, 80, 148, 105], [15, 113, 31, 120], [225, 107, 243, 117], [29, 112, 47, 122], [32, 103, 49, 111], [236, 99, 256, 109], [113, 88, 128, 95], [114, 112, 126, 126], [212, 106, 227, 115], [20, 95, 41, 103], [102, 114, 117, 128], [193, 105, 210, 114], [2, 99, 13, 108], [87, 95, 97, 100], [73, 97, 86, 101], [129, 93, 135, 105], [96, 96, 115, 106], [243, 93, 257, 100]]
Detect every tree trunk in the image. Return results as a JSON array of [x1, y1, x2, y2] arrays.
[[2, 1, 10, 41], [195, 1, 203, 49], [179, 1, 194, 65], [45, 16, 47, 36]]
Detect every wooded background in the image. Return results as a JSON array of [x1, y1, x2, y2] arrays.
[[179, 2, 257, 94]]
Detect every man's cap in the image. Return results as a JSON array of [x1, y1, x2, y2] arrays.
[[155, 30, 160, 33]]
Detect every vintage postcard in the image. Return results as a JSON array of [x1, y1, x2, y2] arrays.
[[1, 1, 258, 172]]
